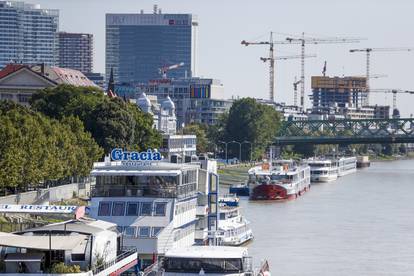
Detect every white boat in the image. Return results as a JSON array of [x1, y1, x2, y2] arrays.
[[218, 199, 253, 246], [89, 150, 219, 267], [337, 156, 357, 177], [159, 246, 270, 276], [248, 160, 311, 200], [304, 158, 338, 182]]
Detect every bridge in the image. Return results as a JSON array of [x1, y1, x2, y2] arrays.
[[275, 118, 414, 146]]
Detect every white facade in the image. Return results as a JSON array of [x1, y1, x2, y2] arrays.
[[160, 134, 197, 160], [89, 160, 202, 265]]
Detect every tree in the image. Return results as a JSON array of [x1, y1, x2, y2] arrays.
[[183, 123, 208, 154], [0, 100, 103, 193], [218, 98, 281, 161], [31, 85, 161, 154]]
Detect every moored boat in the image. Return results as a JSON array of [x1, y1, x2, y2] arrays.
[[229, 182, 250, 196], [337, 156, 357, 176], [304, 158, 338, 182], [218, 196, 253, 246], [159, 246, 270, 276], [248, 160, 311, 200]]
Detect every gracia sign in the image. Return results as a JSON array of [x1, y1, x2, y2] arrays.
[[111, 148, 162, 166]]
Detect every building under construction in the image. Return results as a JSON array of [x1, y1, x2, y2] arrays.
[[311, 76, 367, 108]]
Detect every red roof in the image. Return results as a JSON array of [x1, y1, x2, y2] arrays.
[[0, 64, 26, 79]]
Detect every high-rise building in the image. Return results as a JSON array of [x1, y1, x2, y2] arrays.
[[58, 32, 93, 73], [0, 1, 59, 68], [311, 76, 367, 108], [106, 6, 197, 84]]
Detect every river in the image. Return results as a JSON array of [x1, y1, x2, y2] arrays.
[[239, 159, 414, 276]]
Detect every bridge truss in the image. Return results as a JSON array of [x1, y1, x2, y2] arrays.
[[275, 118, 414, 145]]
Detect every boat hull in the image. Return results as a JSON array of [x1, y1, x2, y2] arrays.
[[229, 186, 250, 196], [311, 174, 338, 183], [250, 184, 309, 200]]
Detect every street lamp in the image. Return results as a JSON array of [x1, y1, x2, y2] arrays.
[[218, 141, 229, 164], [230, 141, 242, 162]]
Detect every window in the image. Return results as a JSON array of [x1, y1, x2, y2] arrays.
[[140, 202, 152, 216], [138, 227, 150, 237], [71, 254, 85, 262], [112, 202, 125, 216], [116, 226, 124, 233], [124, 226, 136, 237], [98, 202, 111, 216], [127, 202, 139, 216], [154, 202, 167, 216], [152, 227, 163, 237]]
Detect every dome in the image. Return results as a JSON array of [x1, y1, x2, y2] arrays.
[[137, 93, 151, 109], [161, 96, 175, 110]]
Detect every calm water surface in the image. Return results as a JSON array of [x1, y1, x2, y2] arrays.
[[238, 159, 414, 276]]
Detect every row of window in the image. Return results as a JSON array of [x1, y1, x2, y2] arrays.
[[175, 200, 196, 215], [117, 226, 163, 238], [173, 225, 194, 242], [98, 201, 167, 217]]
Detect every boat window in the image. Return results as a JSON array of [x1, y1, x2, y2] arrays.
[[98, 201, 111, 216], [141, 202, 153, 216], [138, 226, 151, 237], [124, 226, 136, 237], [126, 202, 139, 216], [219, 213, 226, 220], [152, 227, 163, 237], [154, 202, 167, 216], [163, 257, 243, 273], [112, 202, 125, 216], [270, 174, 289, 181]]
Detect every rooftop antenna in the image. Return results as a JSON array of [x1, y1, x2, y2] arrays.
[[322, 61, 327, 77], [140, 9, 144, 14], [153, 4, 158, 14]]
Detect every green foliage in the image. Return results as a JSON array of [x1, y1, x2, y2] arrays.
[[183, 123, 208, 154], [0, 100, 102, 192], [31, 85, 161, 154], [216, 98, 281, 161], [49, 262, 82, 273]]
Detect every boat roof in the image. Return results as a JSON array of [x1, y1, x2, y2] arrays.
[[165, 246, 248, 259]]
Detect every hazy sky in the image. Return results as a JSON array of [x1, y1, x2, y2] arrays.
[[25, 0, 414, 116]]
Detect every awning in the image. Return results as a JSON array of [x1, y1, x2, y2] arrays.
[[0, 232, 88, 251], [4, 253, 44, 262]]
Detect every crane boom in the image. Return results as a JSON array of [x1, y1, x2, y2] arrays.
[[283, 33, 362, 109], [349, 47, 414, 106], [368, 88, 414, 110], [159, 62, 185, 79]]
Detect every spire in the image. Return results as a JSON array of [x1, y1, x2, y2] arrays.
[[107, 68, 117, 98]]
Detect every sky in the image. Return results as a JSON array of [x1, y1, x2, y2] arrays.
[[25, 0, 414, 116]]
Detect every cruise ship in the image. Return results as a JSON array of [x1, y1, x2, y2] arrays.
[[305, 158, 338, 182], [89, 149, 219, 268], [248, 160, 311, 200], [337, 156, 357, 176], [218, 196, 253, 246], [305, 156, 357, 182]]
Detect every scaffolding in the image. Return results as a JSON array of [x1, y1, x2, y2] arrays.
[[311, 76, 367, 108]]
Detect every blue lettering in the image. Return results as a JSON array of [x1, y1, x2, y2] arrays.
[[147, 150, 153, 161], [131, 152, 140, 161], [154, 152, 162, 161], [123, 152, 130, 160], [111, 149, 123, 161], [140, 152, 147, 160]]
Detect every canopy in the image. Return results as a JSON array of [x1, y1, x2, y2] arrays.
[[0, 232, 87, 251]]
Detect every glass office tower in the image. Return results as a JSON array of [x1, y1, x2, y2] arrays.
[[0, 1, 59, 68], [106, 10, 197, 84]]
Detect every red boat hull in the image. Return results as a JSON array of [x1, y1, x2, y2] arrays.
[[250, 184, 309, 200]]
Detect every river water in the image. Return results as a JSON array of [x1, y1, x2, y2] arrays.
[[239, 159, 414, 276]]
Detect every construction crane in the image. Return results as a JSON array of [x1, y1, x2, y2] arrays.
[[293, 77, 302, 107], [284, 33, 362, 109], [159, 62, 184, 79], [349, 47, 414, 105], [260, 54, 316, 103], [368, 89, 414, 111], [241, 32, 315, 102]]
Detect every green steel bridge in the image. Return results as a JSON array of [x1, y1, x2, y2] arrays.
[[275, 118, 414, 146]]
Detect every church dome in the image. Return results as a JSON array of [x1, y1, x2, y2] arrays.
[[161, 96, 175, 110], [137, 92, 151, 110]]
